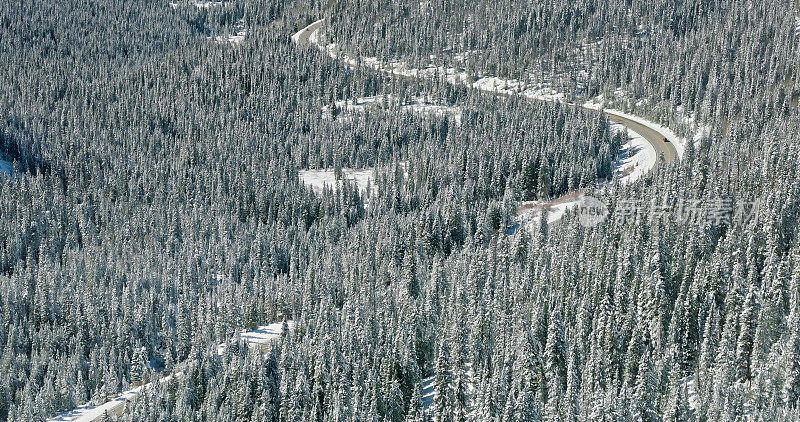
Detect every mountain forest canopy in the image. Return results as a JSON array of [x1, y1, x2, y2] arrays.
[[1, 0, 799, 421]]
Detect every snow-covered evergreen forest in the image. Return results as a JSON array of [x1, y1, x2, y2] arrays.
[[1, 0, 799, 420]]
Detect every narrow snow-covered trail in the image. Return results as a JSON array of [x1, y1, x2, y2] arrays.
[[47, 322, 293, 422]]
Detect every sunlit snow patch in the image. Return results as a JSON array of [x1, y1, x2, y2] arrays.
[[299, 168, 377, 199], [514, 191, 594, 232], [211, 19, 246, 44], [169, 0, 224, 8], [217, 321, 294, 355], [322, 95, 462, 124], [47, 373, 179, 422]]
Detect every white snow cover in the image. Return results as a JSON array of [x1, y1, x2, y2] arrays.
[[602, 108, 686, 158], [610, 122, 656, 185], [213, 27, 246, 44], [515, 191, 587, 231], [217, 321, 295, 355], [48, 373, 179, 422], [49, 322, 293, 421], [169, 1, 223, 9], [299, 163, 407, 205], [322, 95, 462, 124], [299, 168, 376, 198]]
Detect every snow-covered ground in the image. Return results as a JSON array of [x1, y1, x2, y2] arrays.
[[515, 191, 586, 231], [611, 122, 656, 184], [213, 26, 246, 44], [299, 163, 407, 205], [48, 322, 293, 422], [169, 1, 223, 9], [217, 321, 294, 355], [322, 95, 462, 124], [299, 168, 376, 198], [47, 373, 179, 422], [0, 155, 11, 175]]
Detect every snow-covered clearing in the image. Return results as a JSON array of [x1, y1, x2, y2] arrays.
[[48, 322, 293, 422], [217, 321, 294, 355], [213, 24, 246, 44], [169, 1, 224, 9], [515, 191, 586, 232], [322, 95, 462, 124], [299, 163, 407, 205]]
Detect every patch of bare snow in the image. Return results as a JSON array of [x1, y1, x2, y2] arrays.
[[515, 191, 587, 231], [194, 1, 223, 8], [169, 0, 224, 9], [211, 20, 246, 44], [299, 168, 376, 198], [322, 95, 462, 124], [217, 321, 294, 355], [299, 163, 408, 206], [48, 373, 179, 422]]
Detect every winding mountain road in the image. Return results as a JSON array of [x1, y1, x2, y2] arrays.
[[605, 112, 676, 164], [294, 18, 679, 167]]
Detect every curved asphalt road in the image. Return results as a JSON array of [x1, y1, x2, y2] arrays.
[[294, 18, 679, 166], [605, 113, 676, 164]]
